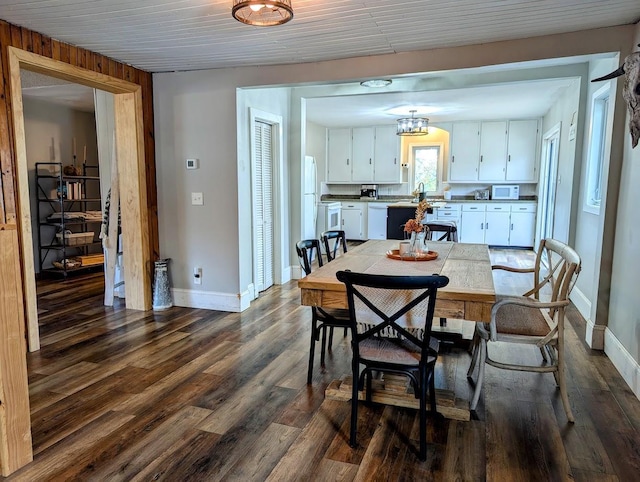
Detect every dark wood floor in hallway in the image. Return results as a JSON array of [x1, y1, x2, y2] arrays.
[[4, 250, 640, 481]]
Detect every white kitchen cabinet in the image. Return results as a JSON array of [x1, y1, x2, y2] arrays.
[[327, 128, 352, 182], [373, 126, 401, 182], [351, 127, 375, 182], [449, 122, 480, 181], [509, 203, 537, 247], [506, 119, 539, 182], [460, 204, 486, 243], [479, 121, 508, 181], [342, 201, 366, 240], [484, 204, 511, 245]]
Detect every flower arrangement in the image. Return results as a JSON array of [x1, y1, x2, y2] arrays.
[[404, 199, 430, 234]]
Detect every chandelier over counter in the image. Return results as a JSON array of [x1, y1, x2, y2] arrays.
[[396, 110, 429, 136], [232, 0, 293, 26]]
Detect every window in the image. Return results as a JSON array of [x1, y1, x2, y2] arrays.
[[412, 145, 442, 193], [584, 84, 609, 214]]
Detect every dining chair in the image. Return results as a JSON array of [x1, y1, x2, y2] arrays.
[[466, 238, 581, 422], [336, 270, 450, 461], [321, 230, 348, 262], [296, 240, 352, 384], [423, 221, 458, 242]]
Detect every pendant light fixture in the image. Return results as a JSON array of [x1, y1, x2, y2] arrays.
[[232, 0, 293, 26], [396, 110, 429, 136]]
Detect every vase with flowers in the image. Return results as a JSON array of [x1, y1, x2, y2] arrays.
[[404, 199, 431, 255]]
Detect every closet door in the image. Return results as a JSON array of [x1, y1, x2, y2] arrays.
[[253, 120, 274, 293]]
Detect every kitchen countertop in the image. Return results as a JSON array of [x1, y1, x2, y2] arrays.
[[321, 195, 537, 204]]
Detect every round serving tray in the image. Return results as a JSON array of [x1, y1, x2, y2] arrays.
[[386, 249, 438, 261]]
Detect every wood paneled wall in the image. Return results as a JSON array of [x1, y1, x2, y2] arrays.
[[0, 19, 158, 475]]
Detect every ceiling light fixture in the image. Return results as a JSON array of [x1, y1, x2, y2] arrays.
[[396, 110, 429, 136], [360, 79, 392, 88], [232, 0, 293, 26]]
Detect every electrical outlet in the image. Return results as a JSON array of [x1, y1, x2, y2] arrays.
[[194, 267, 202, 285], [191, 192, 204, 205]]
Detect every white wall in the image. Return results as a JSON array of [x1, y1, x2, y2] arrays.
[[153, 25, 635, 315], [607, 24, 640, 398], [23, 97, 98, 272]]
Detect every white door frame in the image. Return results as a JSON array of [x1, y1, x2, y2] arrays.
[[249, 108, 284, 297], [536, 123, 561, 247]]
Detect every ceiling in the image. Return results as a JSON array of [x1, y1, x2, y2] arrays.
[[0, 0, 638, 73], [7, 1, 637, 125]]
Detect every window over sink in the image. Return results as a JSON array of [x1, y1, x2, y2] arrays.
[[412, 143, 443, 194]]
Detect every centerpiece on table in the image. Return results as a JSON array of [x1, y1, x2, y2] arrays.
[[404, 199, 431, 254]]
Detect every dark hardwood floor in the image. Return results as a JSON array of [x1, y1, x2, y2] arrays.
[[4, 250, 640, 480]]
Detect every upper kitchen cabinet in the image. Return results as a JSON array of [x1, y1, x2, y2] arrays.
[[448, 119, 540, 183], [449, 122, 481, 181], [478, 121, 508, 181], [373, 126, 401, 183], [351, 127, 375, 182], [506, 119, 539, 182], [327, 128, 352, 182], [327, 126, 401, 183]]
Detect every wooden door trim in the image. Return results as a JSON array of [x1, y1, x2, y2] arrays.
[[7, 46, 152, 353]]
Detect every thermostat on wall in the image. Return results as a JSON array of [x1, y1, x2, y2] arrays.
[[186, 158, 199, 170]]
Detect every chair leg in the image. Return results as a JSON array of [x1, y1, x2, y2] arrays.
[[470, 338, 487, 411], [467, 332, 481, 378], [419, 368, 427, 461], [320, 326, 328, 367], [328, 326, 334, 352], [307, 323, 317, 385], [439, 317, 447, 327], [557, 351, 575, 423], [350, 358, 359, 448], [429, 369, 437, 414]]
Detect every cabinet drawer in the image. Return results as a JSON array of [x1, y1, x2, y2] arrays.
[[510, 203, 537, 213], [487, 204, 509, 212], [437, 204, 461, 213], [461, 203, 486, 212], [437, 211, 460, 220]]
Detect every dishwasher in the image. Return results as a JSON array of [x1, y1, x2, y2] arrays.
[[367, 203, 390, 239]]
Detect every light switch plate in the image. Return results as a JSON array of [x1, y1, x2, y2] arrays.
[[191, 192, 204, 205], [186, 158, 199, 170]]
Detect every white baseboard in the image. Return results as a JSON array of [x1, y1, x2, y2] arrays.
[[570, 286, 591, 321], [605, 328, 640, 401], [172, 288, 246, 312], [291, 265, 304, 280]]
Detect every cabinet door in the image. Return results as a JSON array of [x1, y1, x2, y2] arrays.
[[450, 122, 480, 181], [484, 207, 510, 245], [373, 126, 400, 182], [351, 127, 375, 182], [506, 119, 539, 181], [479, 121, 508, 181], [342, 207, 362, 240], [460, 210, 485, 243], [509, 203, 537, 247], [327, 128, 352, 182]]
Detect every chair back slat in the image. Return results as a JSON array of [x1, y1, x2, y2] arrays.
[[321, 230, 347, 262], [296, 239, 323, 276]]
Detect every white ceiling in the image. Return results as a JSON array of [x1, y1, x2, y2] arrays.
[[6, 1, 637, 125], [0, 0, 638, 73]]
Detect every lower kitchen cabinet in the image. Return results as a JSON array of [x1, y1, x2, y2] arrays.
[[508, 203, 537, 246], [342, 201, 367, 240], [484, 205, 511, 245]]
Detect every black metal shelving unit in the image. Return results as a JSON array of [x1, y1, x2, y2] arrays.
[[35, 162, 104, 278]]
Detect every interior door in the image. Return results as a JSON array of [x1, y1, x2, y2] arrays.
[[537, 125, 560, 245], [253, 120, 274, 293]]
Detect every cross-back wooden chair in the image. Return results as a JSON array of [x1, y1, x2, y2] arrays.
[[423, 221, 458, 242], [321, 230, 348, 262], [336, 270, 449, 461], [296, 240, 351, 384], [467, 238, 581, 422]]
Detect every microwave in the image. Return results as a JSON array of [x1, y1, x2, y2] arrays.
[[492, 185, 519, 200]]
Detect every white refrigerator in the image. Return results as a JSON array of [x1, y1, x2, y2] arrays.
[[303, 156, 317, 240]]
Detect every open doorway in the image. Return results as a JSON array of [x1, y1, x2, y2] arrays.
[[8, 47, 152, 352]]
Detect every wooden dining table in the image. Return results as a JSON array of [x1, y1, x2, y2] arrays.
[[297, 240, 497, 421], [298, 239, 496, 323]]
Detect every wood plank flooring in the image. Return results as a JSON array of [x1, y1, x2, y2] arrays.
[[4, 249, 640, 480]]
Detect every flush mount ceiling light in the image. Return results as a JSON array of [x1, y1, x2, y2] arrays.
[[232, 0, 293, 26], [396, 110, 429, 136], [360, 79, 392, 88]]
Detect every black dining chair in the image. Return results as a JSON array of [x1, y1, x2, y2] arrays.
[[336, 270, 449, 461], [321, 230, 348, 262], [423, 221, 458, 242], [296, 240, 352, 384]]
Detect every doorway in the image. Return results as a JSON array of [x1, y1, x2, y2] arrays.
[[8, 47, 152, 351], [537, 123, 561, 244]]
